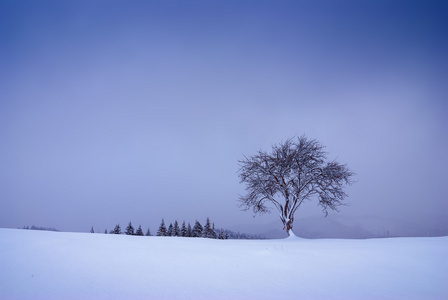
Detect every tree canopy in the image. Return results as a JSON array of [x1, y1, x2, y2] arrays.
[[238, 136, 354, 236]]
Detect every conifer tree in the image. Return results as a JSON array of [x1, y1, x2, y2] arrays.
[[181, 221, 187, 237], [113, 224, 121, 234], [104, 229, 108, 234], [145, 228, 151, 236], [135, 225, 144, 236], [90, 226, 94, 233], [212, 223, 217, 239], [203, 217, 212, 238], [219, 230, 224, 239], [173, 220, 180, 236], [187, 222, 192, 237], [167, 223, 174, 236], [157, 219, 167, 236], [125, 222, 135, 235], [192, 220, 203, 237]]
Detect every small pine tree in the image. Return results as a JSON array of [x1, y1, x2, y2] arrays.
[[104, 229, 108, 234], [90, 226, 94, 233], [212, 223, 217, 239], [225, 230, 229, 239], [145, 228, 151, 236], [167, 223, 174, 236], [181, 221, 187, 237], [113, 224, 121, 234], [173, 220, 180, 236], [125, 222, 135, 235], [135, 225, 144, 236], [192, 220, 203, 237], [203, 217, 212, 238], [219, 229, 224, 239], [187, 222, 192, 237], [157, 219, 167, 236]]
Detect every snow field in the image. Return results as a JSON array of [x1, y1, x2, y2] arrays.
[[0, 228, 447, 299]]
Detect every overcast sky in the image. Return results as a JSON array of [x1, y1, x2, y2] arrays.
[[1, 0, 447, 234]]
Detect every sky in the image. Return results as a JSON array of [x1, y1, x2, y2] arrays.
[[1, 0, 447, 234]]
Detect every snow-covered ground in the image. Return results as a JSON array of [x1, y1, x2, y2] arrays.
[[1, 228, 446, 300]]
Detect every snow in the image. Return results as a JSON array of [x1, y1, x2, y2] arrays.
[[287, 229, 299, 238], [1, 228, 447, 300]]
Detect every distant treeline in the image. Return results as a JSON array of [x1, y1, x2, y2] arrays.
[[22, 225, 59, 232], [91, 217, 263, 240]]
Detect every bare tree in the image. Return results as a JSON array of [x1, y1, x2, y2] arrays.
[[238, 136, 354, 236]]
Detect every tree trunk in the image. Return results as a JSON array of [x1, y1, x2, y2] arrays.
[[286, 219, 293, 235], [288, 229, 298, 237]]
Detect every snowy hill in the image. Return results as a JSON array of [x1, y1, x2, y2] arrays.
[[1, 228, 447, 299]]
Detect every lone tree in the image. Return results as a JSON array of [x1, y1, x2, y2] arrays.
[[238, 136, 354, 236]]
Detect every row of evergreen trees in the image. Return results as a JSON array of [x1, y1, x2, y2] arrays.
[[92, 218, 232, 239], [155, 218, 229, 239], [107, 223, 149, 236], [22, 225, 59, 232]]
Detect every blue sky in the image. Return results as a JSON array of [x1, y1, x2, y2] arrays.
[[1, 0, 447, 234]]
